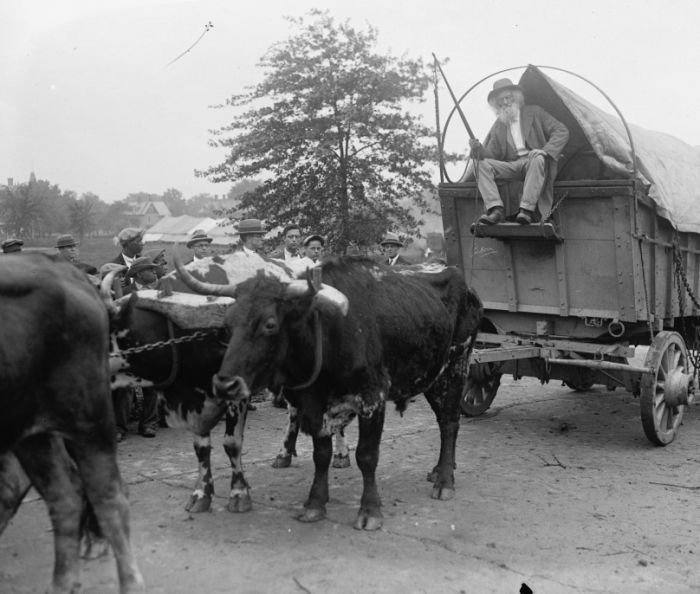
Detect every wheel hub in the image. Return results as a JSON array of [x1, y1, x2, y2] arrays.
[[663, 368, 692, 407]]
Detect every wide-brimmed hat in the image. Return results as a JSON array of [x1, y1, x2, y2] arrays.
[[303, 234, 325, 247], [487, 78, 523, 104], [380, 232, 403, 247], [115, 227, 145, 246], [238, 219, 265, 236], [126, 256, 158, 278], [55, 234, 78, 249], [186, 229, 213, 248], [1, 238, 23, 252]]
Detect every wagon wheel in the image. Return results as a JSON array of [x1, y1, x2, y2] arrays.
[[461, 363, 501, 416], [640, 331, 693, 446]]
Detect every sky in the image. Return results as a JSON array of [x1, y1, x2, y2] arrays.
[[3, 0, 699, 203]]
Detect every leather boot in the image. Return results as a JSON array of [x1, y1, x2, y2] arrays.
[[476, 206, 505, 225], [515, 208, 534, 225]]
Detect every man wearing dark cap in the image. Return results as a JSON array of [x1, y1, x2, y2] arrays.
[[55, 234, 98, 274], [237, 219, 265, 255], [462, 78, 569, 225], [186, 229, 213, 262], [1, 238, 23, 254], [380, 233, 409, 265]]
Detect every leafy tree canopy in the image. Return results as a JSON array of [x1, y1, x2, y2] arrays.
[[197, 9, 437, 252]]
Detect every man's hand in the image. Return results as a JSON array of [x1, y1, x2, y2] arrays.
[[528, 149, 547, 159], [469, 138, 483, 159]]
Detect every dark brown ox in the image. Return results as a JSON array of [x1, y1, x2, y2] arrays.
[[176, 256, 482, 530], [0, 254, 143, 593]]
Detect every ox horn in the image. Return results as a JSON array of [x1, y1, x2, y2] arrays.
[[172, 251, 238, 298], [100, 266, 127, 314], [285, 280, 349, 316]]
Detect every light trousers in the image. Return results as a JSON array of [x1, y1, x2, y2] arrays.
[[466, 155, 546, 212]]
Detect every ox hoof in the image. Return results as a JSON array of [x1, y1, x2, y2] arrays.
[[227, 493, 253, 513], [272, 454, 292, 469], [332, 454, 351, 469], [185, 494, 212, 513], [296, 507, 326, 523], [431, 485, 456, 501], [353, 510, 383, 531]]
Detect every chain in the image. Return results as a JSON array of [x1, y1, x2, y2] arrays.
[[110, 330, 213, 358], [672, 242, 700, 375]]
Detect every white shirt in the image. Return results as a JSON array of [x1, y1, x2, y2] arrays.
[[122, 253, 136, 268], [284, 248, 301, 260]]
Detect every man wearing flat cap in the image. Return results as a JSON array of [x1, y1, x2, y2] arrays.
[[461, 77, 569, 225], [108, 227, 144, 287], [380, 233, 409, 266], [55, 234, 98, 274], [1, 238, 23, 254], [303, 234, 325, 263], [237, 218, 266, 255]]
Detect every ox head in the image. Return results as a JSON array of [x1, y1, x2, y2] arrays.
[[173, 252, 348, 401]]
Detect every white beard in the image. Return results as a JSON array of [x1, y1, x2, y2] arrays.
[[496, 102, 520, 124]]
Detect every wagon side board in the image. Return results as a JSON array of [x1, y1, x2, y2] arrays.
[[439, 180, 700, 341]]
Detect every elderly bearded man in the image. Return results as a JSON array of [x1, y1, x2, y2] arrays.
[[462, 78, 569, 225]]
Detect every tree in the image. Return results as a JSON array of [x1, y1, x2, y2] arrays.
[[198, 10, 436, 253], [161, 188, 186, 216], [68, 193, 98, 240], [0, 176, 61, 238]]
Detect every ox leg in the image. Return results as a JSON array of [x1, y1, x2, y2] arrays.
[[186, 433, 215, 513], [272, 404, 299, 468], [0, 452, 31, 535], [183, 390, 227, 513], [297, 433, 332, 523], [67, 438, 144, 594], [424, 369, 463, 501], [332, 423, 352, 469], [353, 406, 385, 531], [14, 434, 84, 594], [223, 399, 252, 513]]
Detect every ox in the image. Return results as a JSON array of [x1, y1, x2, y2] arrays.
[[106, 251, 342, 514], [175, 256, 482, 530], [0, 254, 143, 593]]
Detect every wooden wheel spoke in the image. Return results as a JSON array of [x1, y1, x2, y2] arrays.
[[641, 332, 688, 445]]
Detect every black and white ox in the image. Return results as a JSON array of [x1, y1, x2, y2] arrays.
[[105, 251, 344, 515], [0, 254, 143, 593], [175, 256, 482, 530]]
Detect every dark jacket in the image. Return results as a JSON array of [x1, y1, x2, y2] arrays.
[[482, 104, 569, 213], [386, 255, 410, 266]]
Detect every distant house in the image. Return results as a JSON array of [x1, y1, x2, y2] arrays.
[[124, 199, 171, 228]]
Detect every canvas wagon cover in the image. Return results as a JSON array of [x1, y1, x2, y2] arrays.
[[518, 65, 700, 234]]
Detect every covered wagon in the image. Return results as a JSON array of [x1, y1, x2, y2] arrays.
[[437, 64, 700, 445]]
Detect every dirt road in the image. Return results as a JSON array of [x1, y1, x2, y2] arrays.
[[3, 363, 700, 593]]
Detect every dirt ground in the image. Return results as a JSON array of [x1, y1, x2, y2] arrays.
[[3, 349, 700, 594]]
